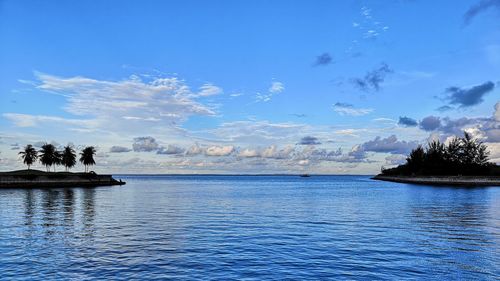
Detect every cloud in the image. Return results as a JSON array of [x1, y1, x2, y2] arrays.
[[361, 135, 419, 155], [333, 102, 373, 116], [157, 144, 185, 155], [385, 154, 407, 166], [132, 136, 159, 152], [109, 146, 132, 153], [261, 145, 295, 159], [196, 83, 223, 97], [352, 6, 389, 41], [445, 81, 495, 108], [186, 144, 204, 156], [398, 116, 418, 127], [298, 136, 321, 145], [313, 53, 333, 66], [352, 63, 393, 92], [206, 120, 308, 143], [269, 81, 284, 94], [256, 81, 285, 102], [3, 113, 96, 128], [238, 148, 260, 158], [419, 116, 441, 131], [436, 105, 454, 112], [205, 145, 235, 156], [495, 102, 500, 121], [463, 0, 500, 25], [5, 73, 219, 134]]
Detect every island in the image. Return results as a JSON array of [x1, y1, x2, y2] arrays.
[[1, 142, 125, 188], [372, 132, 500, 186], [0, 169, 125, 188]]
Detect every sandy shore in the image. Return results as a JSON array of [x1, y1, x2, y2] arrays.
[[372, 175, 500, 186]]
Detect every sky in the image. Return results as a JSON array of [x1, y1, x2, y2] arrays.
[[0, 0, 499, 174]]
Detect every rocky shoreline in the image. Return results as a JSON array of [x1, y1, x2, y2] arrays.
[[0, 170, 125, 188], [372, 175, 500, 187]]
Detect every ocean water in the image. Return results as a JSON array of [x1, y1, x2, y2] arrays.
[[0, 175, 498, 280]]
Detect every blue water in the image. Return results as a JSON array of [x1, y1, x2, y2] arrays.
[[0, 175, 498, 280]]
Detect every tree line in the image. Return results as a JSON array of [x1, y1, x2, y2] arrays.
[[382, 132, 496, 176], [19, 143, 96, 173]]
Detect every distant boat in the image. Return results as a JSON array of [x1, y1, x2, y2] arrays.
[[300, 174, 311, 177]]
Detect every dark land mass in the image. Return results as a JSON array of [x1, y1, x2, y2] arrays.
[[0, 169, 125, 188], [373, 133, 500, 187]]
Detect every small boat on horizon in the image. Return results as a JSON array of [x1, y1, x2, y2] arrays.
[[300, 174, 311, 177]]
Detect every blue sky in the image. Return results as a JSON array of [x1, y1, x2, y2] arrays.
[[1, 0, 499, 174]]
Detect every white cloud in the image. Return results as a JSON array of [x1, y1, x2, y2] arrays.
[[269, 81, 284, 93], [6, 73, 220, 135], [205, 145, 235, 156], [195, 83, 223, 97], [256, 81, 285, 102], [238, 148, 260, 158]]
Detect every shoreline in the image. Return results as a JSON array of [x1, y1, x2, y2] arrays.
[[0, 170, 125, 188], [372, 175, 500, 187]]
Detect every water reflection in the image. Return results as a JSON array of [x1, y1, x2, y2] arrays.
[[21, 187, 97, 238]]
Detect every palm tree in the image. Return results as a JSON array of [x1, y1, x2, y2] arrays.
[[53, 150, 62, 172], [39, 143, 57, 172], [18, 144, 38, 170], [80, 146, 96, 173], [61, 145, 77, 172], [61, 145, 76, 172]]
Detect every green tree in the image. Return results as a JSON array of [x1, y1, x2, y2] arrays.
[[61, 145, 77, 171], [18, 144, 38, 170], [39, 143, 57, 172], [80, 146, 96, 173]]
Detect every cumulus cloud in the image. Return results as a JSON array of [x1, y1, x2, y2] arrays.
[[109, 146, 132, 153], [398, 116, 418, 127], [298, 136, 321, 145], [495, 102, 500, 121], [132, 136, 159, 152], [333, 102, 373, 116], [419, 116, 441, 131], [463, 0, 500, 25], [205, 145, 235, 156], [238, 148, 260, 158], [385, 154, 407, 166], [157, 145, 185, 155], [261, 145, 294, 159], [360, 135, 419, 155], [445, 81, 495, 107], [352, 63, 392, 92], [186, 144, 204, 156], [313, 53, 333, 66]]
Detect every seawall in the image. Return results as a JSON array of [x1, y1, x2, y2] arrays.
[[372, 175, 500, 187], [0, 171, 125, 188]]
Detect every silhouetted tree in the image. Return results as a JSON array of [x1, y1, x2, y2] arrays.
[[39, 143, 57, 172], [19, 144, 38, 170], [406, 145, 425, 173], [382, 131, 493, 176], [61, 145, 77, 172], [80, 146, 96, 173]]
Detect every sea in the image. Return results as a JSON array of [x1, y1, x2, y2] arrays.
[[0, 175, 498, 280]]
